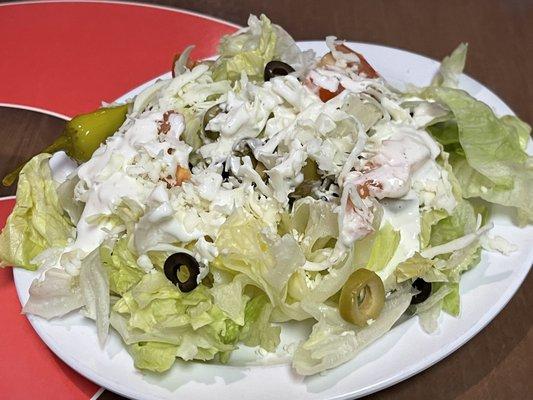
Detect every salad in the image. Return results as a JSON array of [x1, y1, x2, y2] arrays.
[[1, 15, 531, 376]]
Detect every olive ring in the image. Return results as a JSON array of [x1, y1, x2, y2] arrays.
[[339, 268, 385, 326], [264, 60, 295, 81], [164, 252, 201, 292], [410, 278, 432, 305]]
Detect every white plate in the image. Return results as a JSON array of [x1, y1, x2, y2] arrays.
[[14, 41, 533, 400]]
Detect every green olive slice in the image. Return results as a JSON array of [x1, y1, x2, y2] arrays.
[[202, 105, 222, 140], [339, 268, 385, 326], [301, 158, 320, 181]]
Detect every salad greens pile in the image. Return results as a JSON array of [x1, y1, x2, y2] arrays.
[[0, 15, 531, 376]]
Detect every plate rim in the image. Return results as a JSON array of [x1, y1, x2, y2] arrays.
[[9, 37, 533, 400]]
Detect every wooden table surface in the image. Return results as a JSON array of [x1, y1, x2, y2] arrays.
[[0, 1, 531, 399]]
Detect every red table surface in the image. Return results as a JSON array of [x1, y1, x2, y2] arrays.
[[0, 1, 236, 398]]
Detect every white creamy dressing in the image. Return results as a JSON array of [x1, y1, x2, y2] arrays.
[[58, 108, 194, 270], [377, 196, 421, 286], [339, 123, 445, 247], [49, 151, 78, 184], [47, 43, 457, 285]]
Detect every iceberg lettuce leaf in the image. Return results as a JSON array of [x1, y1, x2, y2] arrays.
[[0, 154, 74, 270], [79, 249, 110, 345], [111, 271, 243, 370], [22, 268, 84, 319], [425, 87, 533, 222]]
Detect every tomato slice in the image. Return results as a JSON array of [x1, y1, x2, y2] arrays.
[[335, 44, 379, 78], [316, 43, 379, 102]]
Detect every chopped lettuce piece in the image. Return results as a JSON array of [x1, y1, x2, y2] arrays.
[[210, 274, 252, 325], [431, 43, 468, 88], [111, 270, 282, 370], [129, 341, 178, 373], [420, 209, 448, 248], [500, 115, 531, 151], [366, 223, 400, 271], [417, 300, 443, 334], [396, 253, 437, 283], [212, 14, 313, 82], [292, 284, 412, 375], [0, 154, 74, 269], [23, 268, 84, 319], [79, 250, 110, 345], [429, 199, 477, 246], [56, 174, 83, 225], [426, 120, 460, 147], [215, 210, 305, 300], [413, 282, 460, 333], [441, 282, 460, 316], [239, 294, 281, 352], [212, 14, 277, 82], [214, 210, 276, 297], [100, 236, 144, 296], [287, 198, 339, 263]]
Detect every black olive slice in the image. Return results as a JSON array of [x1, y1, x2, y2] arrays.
[[410, 278, 432, 305], [264, 61, 295, 81], [221, 161, 231, 180], [164, 252, 201, 292]]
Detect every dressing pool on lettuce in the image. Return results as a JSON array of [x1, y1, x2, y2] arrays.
[[1, 15, 530, 375]]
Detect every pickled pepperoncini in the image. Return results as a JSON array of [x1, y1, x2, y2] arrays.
[[2, 104, 129, 186]]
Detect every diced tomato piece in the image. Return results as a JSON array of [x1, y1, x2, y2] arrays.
[[171, 53, 197, 77], [319, 85, 345, 102]]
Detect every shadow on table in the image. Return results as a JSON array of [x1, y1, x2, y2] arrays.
[[0, 106, 66, 197], [367, 275, 532, 400]]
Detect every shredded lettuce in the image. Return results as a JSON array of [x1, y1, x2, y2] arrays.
[[0, 154, 74, 269]]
